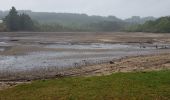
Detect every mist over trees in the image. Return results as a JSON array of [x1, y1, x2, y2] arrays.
[[125, 16, 156, 24], [3, 7, 35, 31], [4, 7, 20, 31], [1, 7, 170, 33], [127, 16, 170, 33]]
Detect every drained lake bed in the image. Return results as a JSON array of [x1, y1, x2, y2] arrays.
[[0, 42, 170, 72], [0, 32, 170, 80]]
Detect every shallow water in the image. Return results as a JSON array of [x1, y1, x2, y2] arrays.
[[45, 43, 138, 50], [0, 43, 169, 72]]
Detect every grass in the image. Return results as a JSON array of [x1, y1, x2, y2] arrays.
[[0, 70, 170, 100]]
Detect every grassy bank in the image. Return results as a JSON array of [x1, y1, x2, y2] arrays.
[[0, 70, 170, 100]]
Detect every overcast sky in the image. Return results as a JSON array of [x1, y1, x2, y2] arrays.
[[0, 0, 170, 19]]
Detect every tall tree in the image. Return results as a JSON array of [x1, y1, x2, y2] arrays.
[[19, 13, 34, 31], [4, 7, 20, 31]]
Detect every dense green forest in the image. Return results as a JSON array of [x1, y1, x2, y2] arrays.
[[3, 7, 35, 31], [127, 16, 170, 33], [1, 7, 170, 32]]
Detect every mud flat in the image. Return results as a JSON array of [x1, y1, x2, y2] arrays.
[[61, 53, 170, 77], [0, 32, 170, 80]]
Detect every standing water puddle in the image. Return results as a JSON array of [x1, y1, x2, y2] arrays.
[[45, 43, 138, 49]]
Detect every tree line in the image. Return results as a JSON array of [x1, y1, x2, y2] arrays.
[[3, 7, 35, 31], [126, 16, 170, 33], [0, 7, 170, 33], [0, 7, 125, 32]]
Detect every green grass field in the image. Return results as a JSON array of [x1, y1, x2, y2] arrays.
[[0, 70, 170, 100]]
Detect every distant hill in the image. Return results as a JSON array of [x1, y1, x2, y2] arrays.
[[125, 16, 156, 24], [0, 10, 158, 32], [0, 10, 122, 26], [0, 10, 156, 25]]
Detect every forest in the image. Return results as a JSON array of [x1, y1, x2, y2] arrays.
[[0, 7, 170, 33], [127, 16, 170, 33]]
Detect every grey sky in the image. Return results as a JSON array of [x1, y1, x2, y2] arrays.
[[0, 0, 170, 19]]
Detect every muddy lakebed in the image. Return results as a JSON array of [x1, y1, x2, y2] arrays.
[[0, 41, 170, 72], [0, 32, 170, 80]]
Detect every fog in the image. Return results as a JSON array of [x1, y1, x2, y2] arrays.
[[0, 0, 170, 18]]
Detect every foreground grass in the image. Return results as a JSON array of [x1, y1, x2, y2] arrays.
[[0, 70, 170, 100]]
